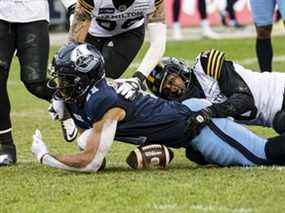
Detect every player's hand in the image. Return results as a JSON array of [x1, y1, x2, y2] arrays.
[[186, 108, 213, 138], [115, 77, 143, 101], [48, 98, 65, 120], [32, 129, 49, 162]]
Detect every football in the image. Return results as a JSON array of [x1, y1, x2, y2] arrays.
[[126, 144, 174, 169]]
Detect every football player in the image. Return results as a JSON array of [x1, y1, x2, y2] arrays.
[[31, 43, 285, 172], [49, 0, 167, 141], [145, 50, 285, 136], [0, 0, 78, 166], [249, 0, 285, 72], [68, 0, 166, 86]]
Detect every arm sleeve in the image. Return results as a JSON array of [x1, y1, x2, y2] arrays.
[[208, 93, 255, 118], [208, 61, 256, 118], [136, 22, 166, 77]]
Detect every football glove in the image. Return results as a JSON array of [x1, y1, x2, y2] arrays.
[[116, 77, 142, 101], [32, 129, 49, 162], [186, 108, 213, 138], [48, 98, 65, 120], [116, 71, 146, 101]]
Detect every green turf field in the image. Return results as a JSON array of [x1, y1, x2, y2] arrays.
[[1, 36, 285, 213]]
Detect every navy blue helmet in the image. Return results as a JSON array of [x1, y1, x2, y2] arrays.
[[48, 42, 105, 103]]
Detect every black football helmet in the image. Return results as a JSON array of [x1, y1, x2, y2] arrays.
[[146, 57, 191, 99], [48, 42, 105, 103]]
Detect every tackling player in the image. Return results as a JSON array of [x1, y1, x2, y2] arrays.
[[145, 50, 285, 135], [32, 43, 285, 172]]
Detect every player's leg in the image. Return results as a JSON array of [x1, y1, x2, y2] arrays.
[[190, 117, 270, 166], [16, 20, 53, 101], [172, 0, 182, 40], [17, 21, 77, 142], [276, 0, 285, 27], [182, 98, 270, 166], [85, 25, 145, 79], [250, 0, 275, 72], [265, 134, 285, 165], [0, 21, 17, 165]]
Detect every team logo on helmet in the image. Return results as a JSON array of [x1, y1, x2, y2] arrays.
[[71, 44, 99, 73]]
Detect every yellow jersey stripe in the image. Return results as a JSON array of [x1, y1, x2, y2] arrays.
[[216, 52, 225, 79], [207, 50, 215, 76]]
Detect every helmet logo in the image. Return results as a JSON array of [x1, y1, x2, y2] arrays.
[[71, 44, 100, 73]]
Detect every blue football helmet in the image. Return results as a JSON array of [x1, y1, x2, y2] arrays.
[[48, 42, 105, 103], [146, 57, 191, 100]]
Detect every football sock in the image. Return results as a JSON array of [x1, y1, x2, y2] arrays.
[[172, 0, 181, 22], [256, 38, 272, 72], [198, 0, 207, 20], [265, 134, 285, 164]]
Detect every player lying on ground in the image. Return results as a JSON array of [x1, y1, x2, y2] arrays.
[[31, 43, 285, 172], [145, 50, 285, 135]]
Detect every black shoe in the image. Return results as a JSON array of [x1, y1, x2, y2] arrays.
[[0, 144, 17, 166]]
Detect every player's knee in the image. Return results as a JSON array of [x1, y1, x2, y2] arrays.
[[256, 26, 272, 39], [23, 81, 52, 102], [273, 111, 285, 134], [185, 146, 209, 165]]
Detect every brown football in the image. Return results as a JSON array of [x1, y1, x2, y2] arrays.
[[126, 144, 174, 169]]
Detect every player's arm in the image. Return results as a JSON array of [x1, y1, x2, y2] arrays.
[[196, 49, 255, 118], [32, 108, 126, 172], [116, 0, 166, 100], [68, 0, 93, 43], [137, 0, 166, 78]]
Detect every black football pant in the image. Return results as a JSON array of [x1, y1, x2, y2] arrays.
[[85, 24, 145, 79], [0, 20, 53, 138]]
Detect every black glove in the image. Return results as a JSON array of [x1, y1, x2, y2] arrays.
[[186, 108, 213, 138], [132, 71, 147, 91]]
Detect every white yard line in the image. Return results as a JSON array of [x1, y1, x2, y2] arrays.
[[152, 203, 254, 212]]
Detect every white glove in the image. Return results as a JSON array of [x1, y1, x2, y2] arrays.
[[115, 77, 142, 101], [32, 129, 49, 162], [48, 98, 65, 120]]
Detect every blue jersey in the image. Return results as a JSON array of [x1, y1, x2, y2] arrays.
[[67, 80, 192, 148]]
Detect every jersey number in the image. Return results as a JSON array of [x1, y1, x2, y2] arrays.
[[96, 16, 143, 31]]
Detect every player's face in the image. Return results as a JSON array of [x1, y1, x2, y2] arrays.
[[161, 73, 186, 100], [56, 77, 76, 103]]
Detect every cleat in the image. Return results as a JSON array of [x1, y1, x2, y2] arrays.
[[0, 144, 17, 166], [61, 118, 78, 142]]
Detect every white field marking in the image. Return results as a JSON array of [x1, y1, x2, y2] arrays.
[[152, 203, 254, 212], [190, 204, 254, 213], [11, 109, 46, 117], [243, 166, 285, 171]]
